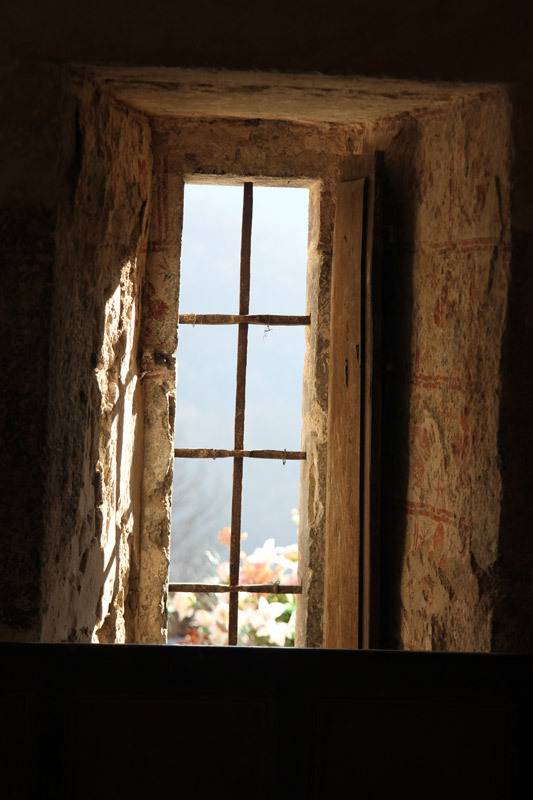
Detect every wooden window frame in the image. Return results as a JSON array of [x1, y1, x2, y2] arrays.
[[324, 152, 383, 649]]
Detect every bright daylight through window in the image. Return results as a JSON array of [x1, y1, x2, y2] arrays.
[[168, 182, 310, 646]]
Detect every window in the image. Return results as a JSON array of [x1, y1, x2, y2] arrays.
[[169, 182, 309, 645], [137, 113, 382, 648]]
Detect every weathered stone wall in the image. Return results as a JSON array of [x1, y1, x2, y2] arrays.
[[379, 93, 512, 650], [40, 71, 152, 642], [135, 142, 181, 642]]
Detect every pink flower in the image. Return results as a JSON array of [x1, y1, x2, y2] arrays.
[[217, 526, 231, 548], [216, 561, 229, 583], [217, 526, 248, 549]]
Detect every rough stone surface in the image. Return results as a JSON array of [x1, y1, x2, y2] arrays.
[[40, 72, 152, 642], [80, 67, 493, 124], [380, 94, 512, 650], [135, 144, 181, 642]]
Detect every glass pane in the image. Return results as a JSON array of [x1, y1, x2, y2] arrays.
[[241, 457, 301, 553], [175, 324, 237, 448], [179, 184, 243, 314], [244, 324, 305, 451], [170, 458, 234, 584], [237, 591, 298, 647], [238, 459, 300, 647], [170, 182, 308, 647], [249, 186, 308, 315]]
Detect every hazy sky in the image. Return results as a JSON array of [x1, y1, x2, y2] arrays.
[[170, 184, 309, 581]]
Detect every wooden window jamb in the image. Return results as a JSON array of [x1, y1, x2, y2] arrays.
[[324, 152, 383, 649]]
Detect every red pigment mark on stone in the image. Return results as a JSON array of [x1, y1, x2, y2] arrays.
[[429, 522, 445, 559], [403, 499, 458, 527], [421, 427, 431, 460], [412, 519, 419, 551], [439, 555, 447, 569], [418, 524, 429, 551], [411, 374, 478, 393], [457, 237, 496, 251], [413, 457, 424, 488], [151, 299, 169, 319], [404, 502, 470, 560]]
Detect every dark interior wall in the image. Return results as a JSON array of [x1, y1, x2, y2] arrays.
[[1, 1, 532, 647], [0, 62, 61, 640], [2, 1, 532, 82], [494, 85, 533, 652]]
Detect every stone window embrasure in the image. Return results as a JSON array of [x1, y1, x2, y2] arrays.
[[43, 68, 511, 649], [94, 68, 510, 652]]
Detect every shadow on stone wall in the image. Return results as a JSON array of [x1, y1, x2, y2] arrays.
[[494, 84, 533, 654], [379, 121, 419, 648]]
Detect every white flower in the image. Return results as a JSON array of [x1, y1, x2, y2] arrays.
[[258, 619, 291, 647], [194, 609, 214, 629], [171, 592, 196, 620], [214, 603, 229, 629], [246, 538, 277, 564], [261, 598, 286, 619]]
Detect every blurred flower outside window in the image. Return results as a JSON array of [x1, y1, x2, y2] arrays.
[[168, 513, 299, 647]]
